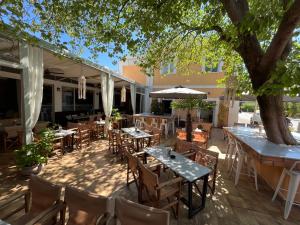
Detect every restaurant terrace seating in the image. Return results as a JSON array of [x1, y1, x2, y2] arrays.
[[115, 197, 170, 225], [230, 139, 258, 191], [108, 129, 118, 153], [0, 175, 62, 225], [124, 149, 161, 201], [272, 161, 300, 219], [194, 147, 219, 194], [138, 161, 182, 218], [116, 132, 135, 159]]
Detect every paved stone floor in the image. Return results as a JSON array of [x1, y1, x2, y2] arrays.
[[1, 128, 300, 224]]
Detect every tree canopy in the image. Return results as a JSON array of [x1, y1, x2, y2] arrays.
[[1, 0, 299, 96]]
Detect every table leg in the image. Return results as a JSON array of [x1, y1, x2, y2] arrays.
[[71, 133, 74, 150], [201, 174, 208, 208], [136, 139, 139, 152], [188, 181, 193, 218]]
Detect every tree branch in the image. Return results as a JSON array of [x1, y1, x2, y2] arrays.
[[260, 0, 300, 72]]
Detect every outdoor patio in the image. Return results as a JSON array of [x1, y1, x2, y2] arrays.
[[1, 128, 299, 225]]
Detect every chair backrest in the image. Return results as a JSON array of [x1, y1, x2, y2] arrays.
[[138, 162, 159, 197], [115, 197, 170, 225], [29, 175, 62, 215], [194, 147, 219, 170], [151, 133, 160, 146], [176, 130, 186, 140], [125, 150, 139, 177], [193, 131, 208, 142], [152, 127, 162, 135], [64, 186, 110, 225], [175, 139, 197, 154], [199, 122, 212, 132]]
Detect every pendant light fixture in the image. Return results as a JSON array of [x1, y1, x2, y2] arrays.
[[78, 64, 86, 99], [121, 85, 126, 102]]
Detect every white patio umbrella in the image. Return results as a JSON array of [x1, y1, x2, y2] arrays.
[[150, 86, 207, 140], [150, 85, 207, 99]]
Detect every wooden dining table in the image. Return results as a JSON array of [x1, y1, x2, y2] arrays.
[[121, 127, 153, 152]]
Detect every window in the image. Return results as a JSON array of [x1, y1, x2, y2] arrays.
[[39, 85, 53, 121], [0, 77, 20, 119], [62, 87, 74, 111], [160, 62, 176, 75], [204, 60, 223, 72], [75, 89, 94, 112]]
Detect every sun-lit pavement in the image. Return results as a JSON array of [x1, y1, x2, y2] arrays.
[[1, 128, 300, 225]]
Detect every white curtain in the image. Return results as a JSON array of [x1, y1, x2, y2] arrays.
[[144, 87, 151, 113], [20, 43, 44, 144], [130, 83, 136, 114], [101, 73, 114, 131]]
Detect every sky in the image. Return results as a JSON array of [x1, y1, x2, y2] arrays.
[[82, 51, 119, 72]]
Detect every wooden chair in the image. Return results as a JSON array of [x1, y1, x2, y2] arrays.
[[0, 175, 62, 225], [36, 186, 111, 225], [77, 128, 91, 149], [192, 131, 209, 149], [174, 139, 198, 160], [115, 197, 170, 225], [96, 124, 105, 139], [194, 148, 219, 194], [149, 133, 161, 147], [176, 129, 186, 141], [87, 122, 98, 141], [116, 132, 135, 159], [52, 136, 64, 157], [66, 128, 80, 150], [138, 162, 182, 218], [198, 122, 212, 139], [108, 129, 118, 153]]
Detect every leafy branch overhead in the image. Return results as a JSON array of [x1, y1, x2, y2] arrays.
[[0, 1, 299, 97], [171, 98, 215, 111]]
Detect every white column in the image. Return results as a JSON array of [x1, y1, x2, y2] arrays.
[[20, 42, 44, 144]]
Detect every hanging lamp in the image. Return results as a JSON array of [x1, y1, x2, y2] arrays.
[[121, 85, 126, 102], [78, 64, 86, 99]]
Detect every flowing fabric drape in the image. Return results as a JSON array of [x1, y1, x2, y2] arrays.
[[130, 83, 136, 114], [101, 73, 114, 131], [144, 87, 150, 113], [20, 43, 44, 143]]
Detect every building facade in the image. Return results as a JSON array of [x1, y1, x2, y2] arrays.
[[120, 57, 239, 126]]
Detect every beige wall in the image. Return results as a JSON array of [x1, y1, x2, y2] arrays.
[[122, 64, 225, 98], [122, 65, 147, 86], [153, 72, 224, 86]]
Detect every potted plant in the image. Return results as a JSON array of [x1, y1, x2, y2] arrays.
[[171, 97, 214, 142], [110, 108, 122, 129], [15, 129, 55, 176]]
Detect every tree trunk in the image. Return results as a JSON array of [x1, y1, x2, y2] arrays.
[[186, 111, 192, 142], [257, 95, 297, 145]]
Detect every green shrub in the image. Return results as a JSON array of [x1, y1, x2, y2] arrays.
[[15, 129, 55, 168]]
